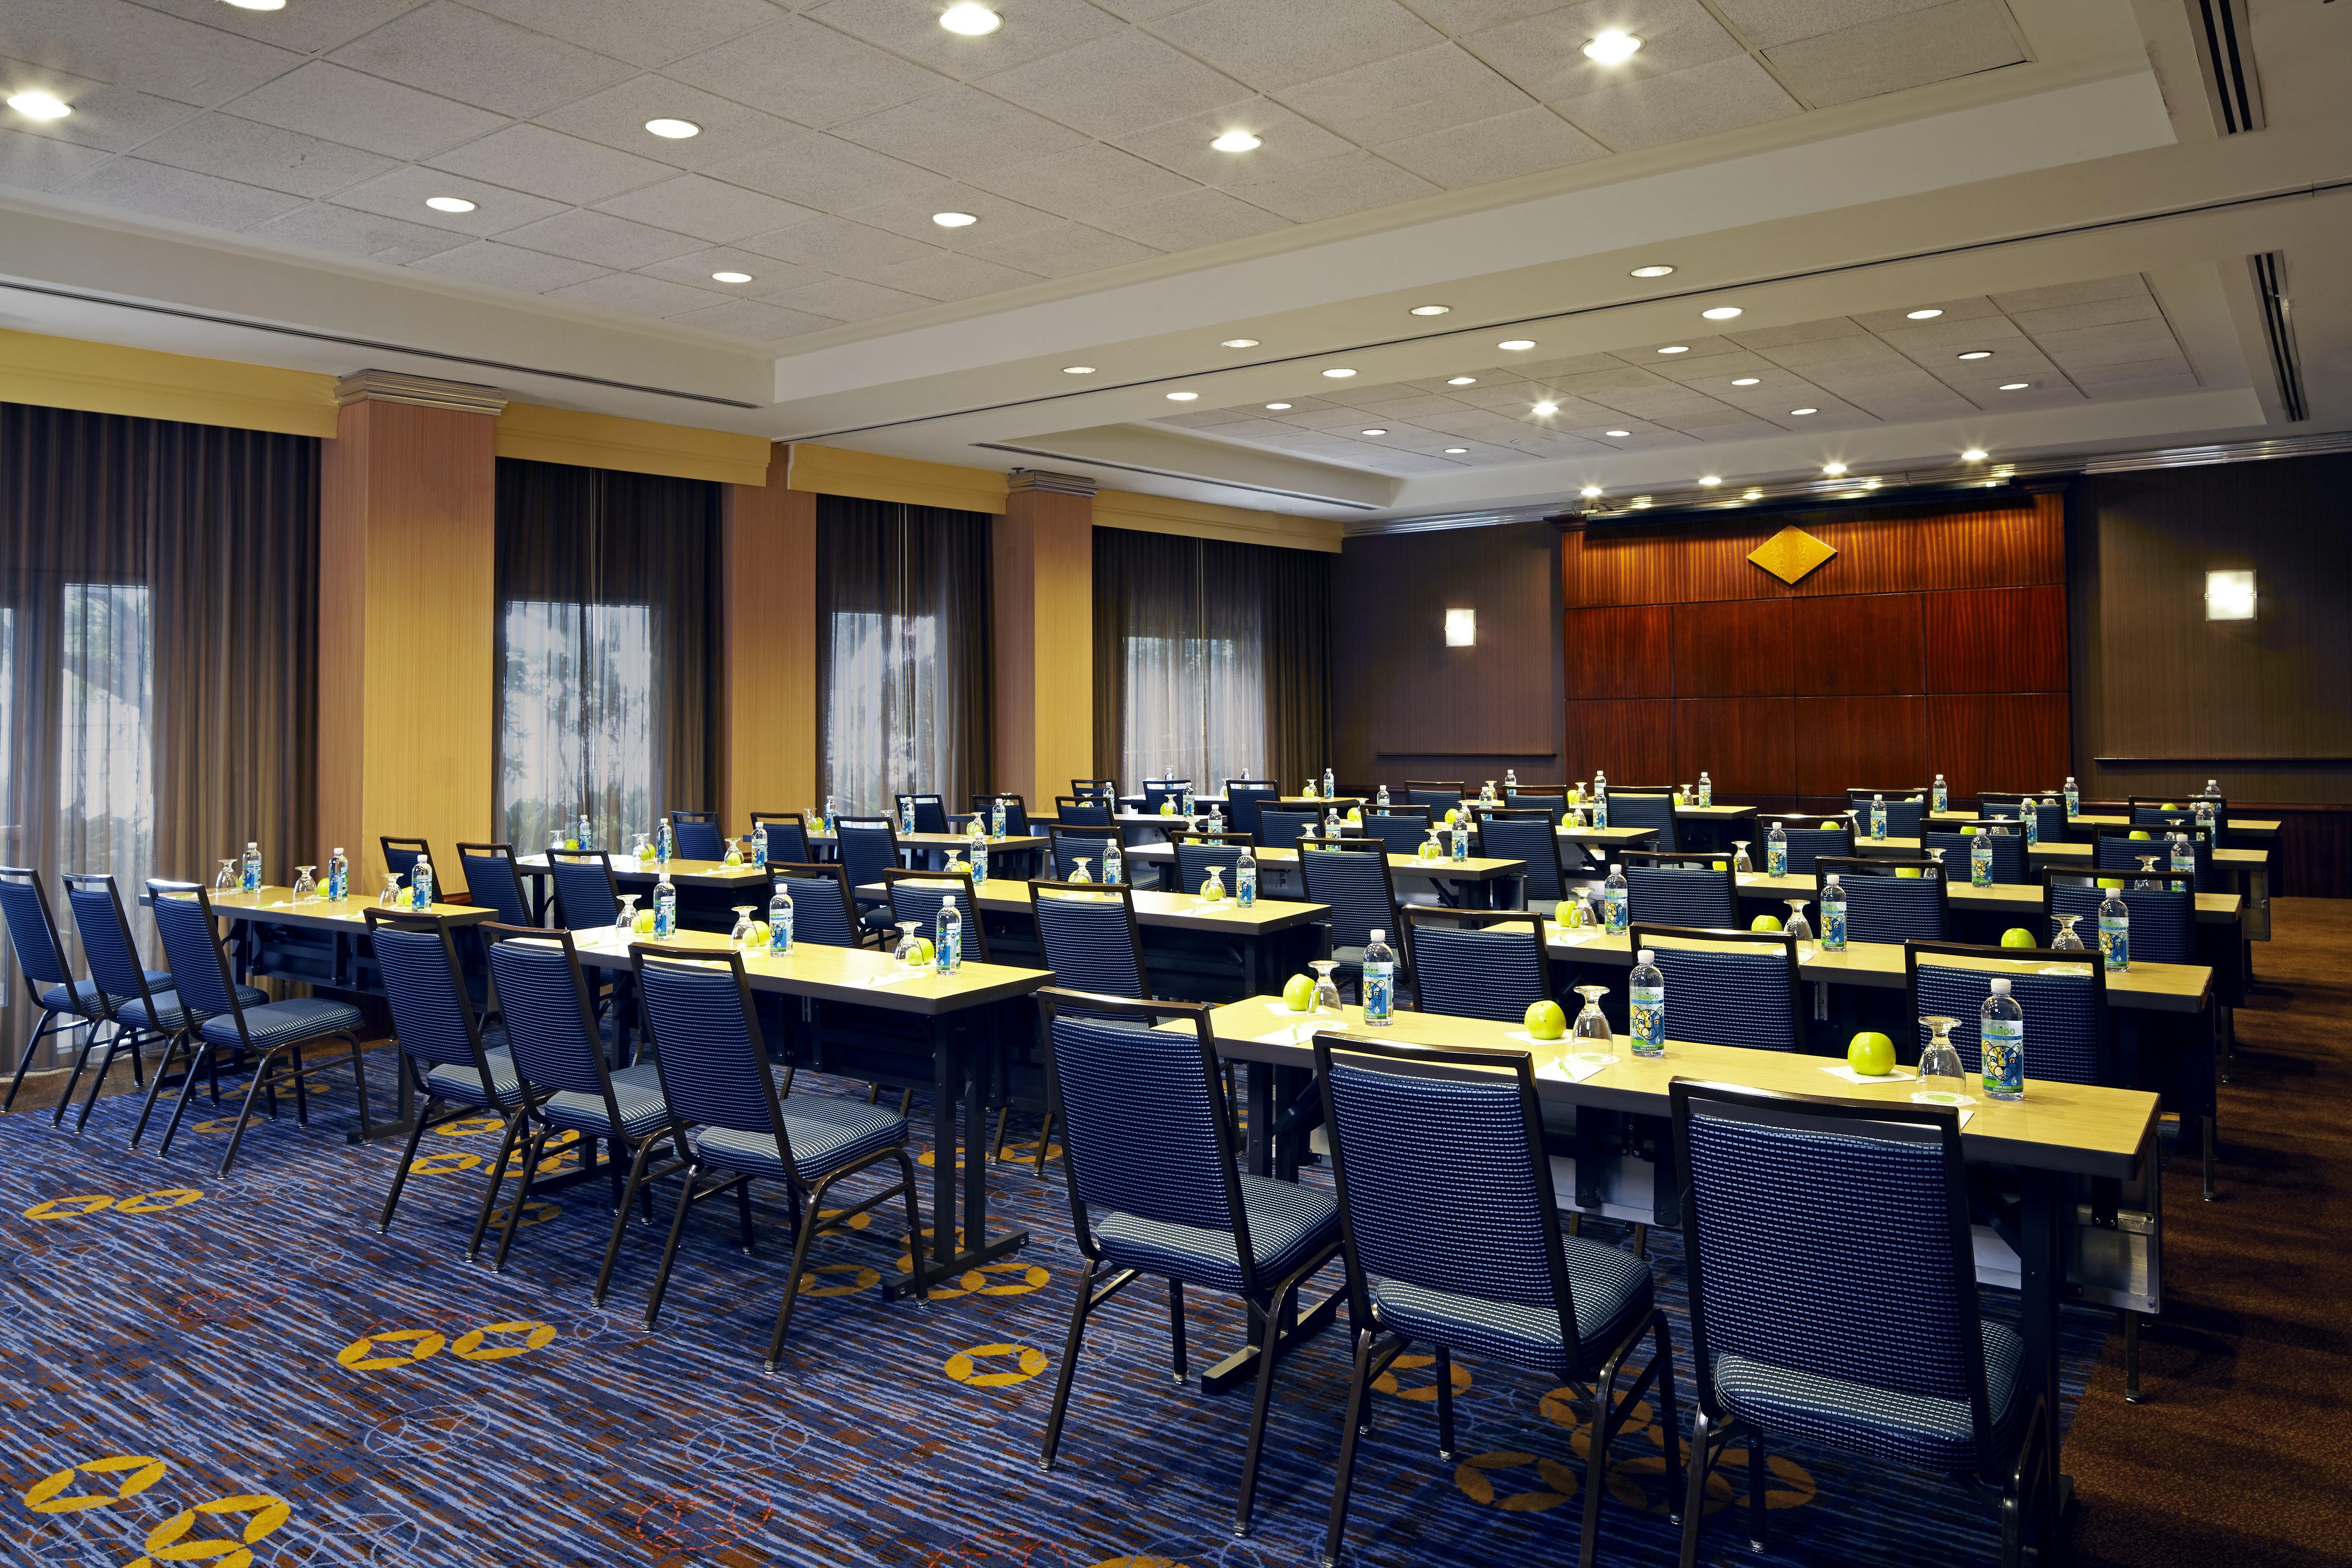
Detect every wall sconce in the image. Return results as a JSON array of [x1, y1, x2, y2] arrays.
[[1444, 608, 1476, 647], [2205, 569, 2256, 621]]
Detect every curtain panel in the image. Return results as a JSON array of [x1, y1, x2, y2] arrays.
[[0, 401, 317, 1069], [814, 495, 993, 815], [494, 457, 720, 854]]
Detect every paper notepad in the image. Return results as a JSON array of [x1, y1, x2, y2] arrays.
[[1819, 1064, 1917, 1085], [1536, 1052, 1617, 1083]]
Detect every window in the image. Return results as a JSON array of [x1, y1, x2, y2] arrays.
[[1121, 629, 1264, 791], [825, 607, 945, 816], [56, 584, 154, 886], [499, 599, 654, 853]]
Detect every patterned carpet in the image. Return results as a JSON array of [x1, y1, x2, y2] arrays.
[[3, 1052, 2111, 1568]]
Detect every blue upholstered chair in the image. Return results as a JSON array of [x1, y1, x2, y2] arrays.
[[1141, 780, 1193, 815], [890, 794, 950, 837], [1769, 820, 1853, 876], [1841, 794, 1929, 837], [1817, 855, 1949, 944], [834, 818, 905, 936], [1400, 910, 1550, 1023], [2095, 827, 2214, 897], [2, 866, 156, 1115], [669, 810, 727, 861], [2130, 796, 2226, 849], [1606, 791, 1680, 852], [1224, 780, 1281, 837], [1032, 883, 1152, 1003], [631, 944, 923, 1368], [1671, 1079, 2052, 1567], [1620, 851, 1736, 928], [145, 880, 370, 1174], [1049, 825, 1123, 881], [1316, 1032, 1679, 1568], [1054, 796, 1113, 828], [1505, 788, 1567, 825], [456, 842, 534, 927], [1034, 990, 1344, 1538], [1404, 781, 1465, 813], [1297, 841, 1402, 989], [1906, 941, 2110, 1086], [366, 908, 526, 1238], [380, 836, 435, 891], [1625, 924, 1805, 1052], [883, 869, 988, 961], [2047, 876, 2196, 967], [749, 812, 813, 865], [1475, 812, 1570, 915], [546, 849, 623, 930], [1923, 824, 2028, 885], [1071, 779, 1119, 805], [1172, 833, 1250, 894], [1258, 808, 1320, 851], [769, 863, 861, 949], [1357, 806, 1431, 857], [1981, 794, 2069, 846]]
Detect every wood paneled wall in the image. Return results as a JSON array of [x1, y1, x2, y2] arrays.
[[719, 454, 818, 827], [1562, 492, 2070, 804]]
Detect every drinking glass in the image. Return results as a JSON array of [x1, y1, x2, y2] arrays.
[[2134, 856, 2164, 891], [292, 866, 316, 904], [1570, 985, 1617, 1065], [548, 830, 565, 858], [1310, 959, 1342, 1016], [1731, 840, 1752, 875], [730, 905, 757, 951], [1070, 857, 1092, 885], [632, 833, 651, 867], [1784, 899, 1813, 948], [216, 859, 237, 893], [2052, 913, 2086, 951], [616, 894, 640, 938], [1926, 846, 1947, 872], [379, 874, 401, 907], [1914, 1015, 1971, 1104], [895, 920, 924, 971]]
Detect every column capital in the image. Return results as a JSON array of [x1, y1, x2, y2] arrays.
[[335, 369, 507, 415], [1006, 467, 1098, 498]]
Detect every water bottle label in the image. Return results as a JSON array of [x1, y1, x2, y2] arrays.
[[1767, 843, 1786, 876], [1604, 889, 1628, 933], [1363, 963, 1393, 1023], [1698, 781, 1711, 807], [1982, 1019, 2024, 1098], [2100, 917, 2128, 971], [1823, 907, 1846, 950], [1593, 800, 1608, 828], [972, 845, 988, 885], [1451, 833, 1468, 862], [2064, 789, 2079, 816], [1631, 990, 1664, 1055], [1870, 809, 1886, 839], [412, 874, 430, 910], [655, 901, 674, 939], [771, 911, 793, 955], [1933, 783, 1948, 810], [1237, 868, 1255, 906], [938, 928, 960, 973], [2024, 812, 2038, 845], [1972, 844, 1992, 887], [752, 838, 766, 868]]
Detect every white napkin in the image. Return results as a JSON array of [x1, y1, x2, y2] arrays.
[[1820, 1064, 1917, 1084], [1537, 1052, 1615, 1083]]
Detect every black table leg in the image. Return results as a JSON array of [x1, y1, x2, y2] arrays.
[[1248, 1062, 1276, 1178], [883, 1012, 1029, 1300], [2019, 1165, 2070, 1508]]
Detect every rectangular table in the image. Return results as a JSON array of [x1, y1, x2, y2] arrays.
[[1119, 841, 1527, 905], [1728, 871, 2245, 928]]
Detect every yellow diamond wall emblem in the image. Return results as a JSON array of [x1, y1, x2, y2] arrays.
[[1749, 526, 1836, 585]]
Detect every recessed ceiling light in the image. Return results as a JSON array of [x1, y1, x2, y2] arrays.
[[1410, 304, 1451, 317], [1321, 367, 1356, 378], [1498, 339, 1536, 351], [1862, 478, 1882, 489], [1790, 407, 1818, 416], [1699, 475, 1722, 486], [1657, 346, 1689, 355], [224, 0, 286, 9], [1580, 485, 1603, 498], [1166, 391, 1198, 401], [1211, 130, 1261, 152], [932, 211, 977, 227], [1632, 497, 1653, 508], [644, 118, 701, 139], [1532, 401, 1559, 416], [939, 3, 1001, 35], [7, 90, 71, 120], [1264, 402, 1292, 410], [1999, 382, 2031, 391], [1582, 29, 1643, 63], [1630, 264, 1675, 278], [1823, 462, 1848, 476], [425, 196, 476, 213], [1220, 338, 1259, 348], [710, 271, 753, 284], [1447, 376, 1477, 386], [1731, 377, 1760, 387], [1961, 447, 1989, 461], [1356, 428, 1385, 436], [1062, 365, 1096, 374], [1743, 490, 1763, 500], [1956, 349, 1993, 360], [1701, 307, 1742, 320], [1906, 308, 1943, 320], [1605, 429, 1631, 438], [1444, 447, 1469, 454]]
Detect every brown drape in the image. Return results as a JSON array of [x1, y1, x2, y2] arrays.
[[1259, 541, 1335, 789]]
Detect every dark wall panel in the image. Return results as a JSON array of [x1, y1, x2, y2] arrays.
[[1563, 605, 1672, 699], [1793, 696, 1931, 796], [1567, 699, 1675, 786], [1671, 600, 1791, 697], [1929, 692, 2072, 801], [1927, 584, 2068, 694], [1673, 697, 1795, 797], [1788, 593, 1924, 695]]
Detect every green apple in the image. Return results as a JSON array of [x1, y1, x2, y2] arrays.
[[1199, 876, 1227, 901], [2162, 802, 2178, 810], [1282, 973, 1315, 1011], [912, 938, 935, 967], [1346, 807, 1363, 823], [1819, 820, 1840, 830], [1961, 825, 1978, 836], [1443, 807, 1460, 825], [2001, 928, 2036, 948], [2097, 877, 2124, 890], [1524, 999, 1567, 1040], [1751, 914, 1784, 932], [2128, 829, 2151, 841], [632, 910, 656, 934], [1158, 799, 1176, 815], [1895, 867, 1922, 879], [1712, 859, 1729, 871], [1847, 1031, 1895, 1076], [746, 921, 771, 946], [1417, 839, 1441, 861]]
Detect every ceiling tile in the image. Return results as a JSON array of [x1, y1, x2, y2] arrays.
[[979, 29, 1253, 138], [1354, 392, 1477, 418], [1464, 0, 1745, 102], [965, 219, 1161, 277], [534, 75, 803, 171], [1764, 0, 2023, 109], [1552, 52, 1801, 152], [1274, 43, 1532, 144], [1987, 275, 2148, 313], [1726, 318, 1870, 351], [461, 0, 787, 71], [227, 61, 509, 161], [405, 239, 612, 291], [665, 297, 847, 339], [0, 0, 302, 107], [594, 172, 819, 242], [1711, 0, 1948, 49], [765, 275, 937, 321], [2035, 322, 2183, 366], [1109, 98, 1355, 184], [967, 142, 1199, 220], [634, 245, 834, 294], [545, 269, 735, 318], [1146, 0, 1447, 92], [839, 181, 1063, 247], [245, 200, 473, 265], [0, 123, 109, 188], [1607, 334, 1740, 364], [1089, 0, 1204, 18], [429, 124, 676, 205], [1089, 186, 1293, 248], [1227, 149, 1438, 222], [328, 1, 635, 118], [1847, 295, 2001, 332], [500, 206, 709, 267], [0, 63, 202, 154], [329, 165, 572, 236], [2006, 296, 2160, 336], [1395, 0, 1570, 30], [736, 214, 939, 273], [134, 113, 399, 199], [57, 157, 304, 228], [2074, 370, 2200, 400], [805, 0, 1128, 79], [127, 0, 422, 58], [664, 17, 951, 129], [1377, 104, 1607, 187], [703, 129, 947, 210], [864, 249, 1044, 301], [830, 85, 1092, 177]]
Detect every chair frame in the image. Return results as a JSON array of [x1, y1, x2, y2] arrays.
[[61, 872, 219, 1145], [1814, 854, 1949, 941], [769, 861, 861, 944], [454, 841, 535, 927], [1047, 823, 1126, 882], [668, 808, 726, 860], [1625, 922, 1807, 1054], [1615, 850, 1737, 927], [380, 836, 436, 890], [545, 848, 624, 931], [748, 811, 815, 864], [1070, 779, 1119, 803], [1397, 908, 1552, 1020], [3, 866, 113, 1116]]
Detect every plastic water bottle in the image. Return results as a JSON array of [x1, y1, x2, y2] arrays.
[[1450, 811, 1470, 862], [1932, 774, 1949, 812], [1604, 863, 1629, 933], [1592, 789, 1609, 830], [1375, 784, 1390, 807], [2098, 884, 2129, 971], [2193, 796, 2216, 840], [2063, 776, 2079, 818], [327, 847, 348, 903], [900, 797, 916, 836], [970, 832, 989, 886], [2169, 831, 2195, 891], [769, 883, 794, 954], [936, 896, 962, 974], [1102, 836, 1122, 885], [410, 853, 433, 910], [1505, 768, 1519, 792], [1594, 769, 1608, 796], [1323, 766, 1336, 797], [1236, 843, 1256, 907], [1766, 821, 1788, 877], [2022, 804, 2040, 846], [1327, 806, 1343, 838], [2203, 777, 2220, 798], [240, 841, 261, 892], [1630, 948, 1665, 1057], [1970, 830, 1994, 887], [577, 812, 593, 852], [1181, 784, 1196, 819], [646, 871, 673, 938], [823, 794, 838, 833], [657, 819, 673, 867], [1869, 794, 1887, 840], [1820, 872, 1847, 951], [751, 821, 768, 869], [1362, 928, 1395, 1025], [1981, 976, 2024, 1100], [1697, 771, 1712, 807]]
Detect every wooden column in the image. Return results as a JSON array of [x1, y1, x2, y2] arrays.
[[718, 446, 818, 829], [318, 371, 502, 890], [993, 471, 1095, 808]]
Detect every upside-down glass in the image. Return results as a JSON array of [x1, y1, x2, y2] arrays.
[[292, 865, 316, 904], [1311, 959, 1342, 1016], [1070, 857, 1092, 885], [1915, 1014, 1970, 1103], [895, 919, 924, 971], [2134, 856, 2164, 891], [2052, 913, 2086, 950], [379, 873, 402, 907], [730, 905, 757, 951], [216, 858, 237, 893], [632, 833, 651, 867], [1784, 899, 1812, 947], [1731, 840, 1752, 875], [1571, 985, 1617, 1065]]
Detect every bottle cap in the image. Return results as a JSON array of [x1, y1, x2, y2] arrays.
[[942, 895, 955, 907], [1369, 928, 1386, 943], [1638, 949, 1655, 964], [1824, 872, 1839, 883], [1609, 862, 1621, 872], [1990, 977, 2012, 994]]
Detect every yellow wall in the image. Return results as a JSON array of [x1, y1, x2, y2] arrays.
[[0, 327, 338, 437], [495, 402, 772, 487], [993, 488, 1095, 807], [785, 442, 1009, 513], [1094, 488, 1345, 552]]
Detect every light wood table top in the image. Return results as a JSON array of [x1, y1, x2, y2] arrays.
[[1120, 840, 1527, 885], [1194, 998, 2156, 1180], [1929, 809, 2280, 836], [854, 877, 1327, 935], [562, 924, 1050, 1015], [1558, 825, 1666, 845], [806, 831, 1051, 852], [518, 853, 772, 887], [1729, 870, 2244, 926], [191, 887, 494, 931]]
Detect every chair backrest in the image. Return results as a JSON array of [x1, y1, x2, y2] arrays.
[[381, 837, 432, 886], [1258, 808, 1319, 851], [1619, 852, 1735, 928], [1473, 813, 1565, 903], [1626, 923, 1803, 1052], [835, 817, 901, 890], [456, 842, 534, 927], [1503, 789, 1565, 825], [2045, 875, 2197, 966], [367, 908, 497, 1081], [882, 869, 988, 959], [1605, 791, 1680, 851], [1223, 780, 1280, 836], [1032, 885, 1151, 1000], [749, 812, 812, 864], [636, 949, 798, 1173], [1053, 797, 1112, 827], [1047, 824, 1122, 880], [547, 849, 622, 929], [0, 867, 73, 991], [1773, 822, 1851, 876], [1922, 824, 2027, 885], [893, 794, 951, 836], [1404, 785, 1462, 812], [1907, 941, 2110, 1085], [1842, 795, 1928, 837], [770, 863, 859, 948], [2095, 826, 2213, 894], [669, 810, 725, 861], [1297, 840, 1399, 954], [1140, 780, 1191, 812], [1071, 779, 1118, 803], [145, 881, 245, 1021], [1981, 793, 2068, 844], [482, 925, 614, 1096], [60, 874, 157, 1014], [1672, 1081, 1994, 1465], [1317, 1033, 1581, 1361], [1401, 910, 1549, 1022], [1815, 855, 1947, 944], [1358, 806, 1433, 857], [1173, 836, 1248, 892], [1848, 786, 1929, 807], [2130, 795, 2227, 849]]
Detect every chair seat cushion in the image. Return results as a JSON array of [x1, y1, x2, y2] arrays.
[[39, 978, 105, 1015], [423, 1047, 526, 1110], [695, 1094, 907, 1183], [542, 1063, 669, 1138], [1712, 1319, 2023, 1473], [1093, 1174, 1340, 1295], [116, 984, 268, 1032], [1370, 1234, 1653, 1377], [199, 997, 365, 1050]]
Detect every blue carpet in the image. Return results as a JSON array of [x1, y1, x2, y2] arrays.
[[2, 1055, 2107, 1567]]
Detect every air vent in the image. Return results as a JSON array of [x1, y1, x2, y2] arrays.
[[2188, 0, 2265, 133], [2248, 252, 2308, 423]]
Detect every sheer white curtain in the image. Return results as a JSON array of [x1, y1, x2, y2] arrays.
[[824, 608, 943, 816], [56, 584, 154, 891], [499, 600, 654, 853], [1121, 632, 1264, 791]]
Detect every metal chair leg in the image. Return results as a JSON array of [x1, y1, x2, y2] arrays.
[[1746, 1428, 1769, 1551], [1677, 1411, 1718, 1568], [343, 1034, 372, 1138], [466, 1111, 529, 1261], [1576, 1346, 1629, 1568], [131, 1032, 192, 1149], [2123, 1309, 2143, 1404], [643, 1164, 705, 1328], [155, 1039, 219, 1158], [3, 1008, 69, 1113], [1319, 1327, 1379, 1568], [72, 1027, 129, 1134], [216, 1047, 291, 1176], [489, 1130, 544, 1274], [1037, 1258, 1098, 1472], [376, 1088, 438, 1233], [593, 1134, 668, 1305], [1650, 1312, 1686, 1524], [51, 1032, 98, 1127], [1033, 1109, 1056, 1177], [1433, 1344, 1457, 1459], [1168, 1279, 1188, 1383]]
